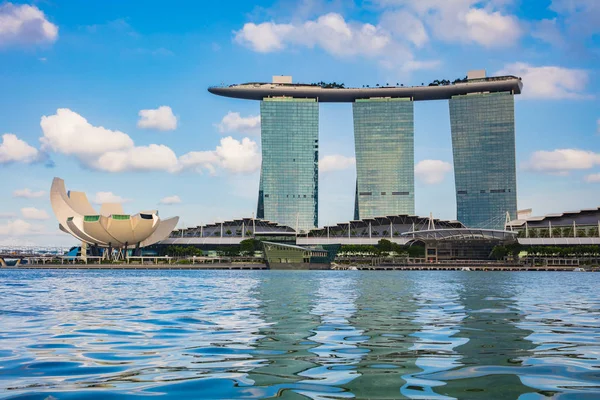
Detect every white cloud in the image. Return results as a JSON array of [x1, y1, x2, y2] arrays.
[[373, 0, 522, 48], [93, 144, 180, 173], [524, 149, 600, 174], [0, 219, 45, 236], [585, 173, 600, 183], [40, 109, 260, 176], [550, 0, 600, 37], [0, 133, 39, 164], [0, 212, 16, 219], [20, 207, 50, 220], [532, 18, 565, 46], [40, 108, 179, 173], [497, 63, 591, 100], [234, 12, 437, 72], [93, 192, 131, 204], [320, 155, 356, 172], [41, 108, 133, 157], [415, 159, 453, 184], [137, 106, 178, 131], [13, 188, 46, 198], [380, 10, 428, 47], [0, 3, 58, 46], [159, 195, 182, 205], [179, 136, 261, 175], [216, 112, 261, 135]]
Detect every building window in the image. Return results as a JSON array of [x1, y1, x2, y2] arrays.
[[480, 190, 486, 194], [381, 192, 387, 195], [265, 194, 269, 198], [359, 192, 372, 196], [457, 190, 468, 195], [392, 192, 410, 195]]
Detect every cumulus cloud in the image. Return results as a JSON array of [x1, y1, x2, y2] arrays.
[[137, 106, 178, 131], [0, 133, 39, 164], [0, 219, 45, 236], [415, 159, 453, 184], [372, 0, 522, 47], [234, 12, 436, 72], [41, 108, 133, 157], [159, 195, 182, 205], [13, 188, 45, 198], [523, 149, 600, 174], [93, 144, 180, 173], [21, 207, 50, 220], [0, 212, 17, 219], [550, 0, 600, 37], [93, 192, 131, 204], [497, 63, 591, 100], [180, 137, 261, 175], [320, 155, 356, 172], [0, 2, 58, 46], [40, 108, 261, 175], [216, 112, 261, 135]]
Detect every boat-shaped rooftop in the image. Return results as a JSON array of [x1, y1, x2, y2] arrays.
[[208, 74, 523, 103]]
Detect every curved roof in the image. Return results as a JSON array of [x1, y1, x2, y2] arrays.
[[402, 228, 517, 242], [208, 76, 522, 103]]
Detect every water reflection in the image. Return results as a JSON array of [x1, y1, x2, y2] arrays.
[[422, 272, 537, 399], [0, 270, 270, 398], [1, 270, 600, 399], [513, 272, 600, 398], [401, 275, 467, 399]]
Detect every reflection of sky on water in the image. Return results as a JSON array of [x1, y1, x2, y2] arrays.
[[0, 270, 271, 397], [401, 278, 467, 399], [2, 271, 600, 399], [511, 273, 600, 398], [295, 274, 365, 398]]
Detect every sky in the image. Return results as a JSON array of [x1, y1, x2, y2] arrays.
[[0, 0, 598, 247]]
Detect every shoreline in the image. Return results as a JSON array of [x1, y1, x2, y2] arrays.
[[1, 264, 591, 271]]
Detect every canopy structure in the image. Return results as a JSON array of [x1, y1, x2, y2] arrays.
[[50, 178, 179, 257], [401, 228, 518, 261]]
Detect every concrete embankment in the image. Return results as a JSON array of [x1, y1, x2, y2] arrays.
[[8, 263, 268, 270]]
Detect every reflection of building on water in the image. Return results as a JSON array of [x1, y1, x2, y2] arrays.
[[400, 280, 467, 399], [418, 275, 536, 399], [295, 276, 365, 398], [344, 275, 422, 398]]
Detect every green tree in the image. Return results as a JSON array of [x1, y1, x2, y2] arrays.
[[240, 239, 260, 256], [491, 245, 508, 260], [377, 239, 392, 252]]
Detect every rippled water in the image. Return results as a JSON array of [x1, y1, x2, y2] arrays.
[[1, 270, 599, 399]]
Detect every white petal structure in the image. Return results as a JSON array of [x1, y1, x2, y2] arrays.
[[50, 177, 178, 248]]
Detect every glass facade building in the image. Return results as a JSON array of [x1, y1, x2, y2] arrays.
[[353, 98, 415, 219], [259, 98, 319, 232], [450, 92, 517, 229]]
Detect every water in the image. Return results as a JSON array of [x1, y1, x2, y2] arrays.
[[1, 270, 599, 399]]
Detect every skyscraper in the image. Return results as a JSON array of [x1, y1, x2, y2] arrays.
[[450, 91, 517, 229], [209, 72, 522, 230], [353, 98, 415, 219], [259, 97, 319, 232]]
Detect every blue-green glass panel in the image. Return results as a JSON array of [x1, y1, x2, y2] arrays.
[[353, 98, 415, 219], [260, 98, 319, 232], [450, 92, 517, 229]]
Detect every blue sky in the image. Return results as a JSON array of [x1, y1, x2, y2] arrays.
[[0, 0, 598, 246]]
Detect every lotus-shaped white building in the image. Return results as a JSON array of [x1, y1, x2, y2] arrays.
[[50, 178, 179, 253]]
